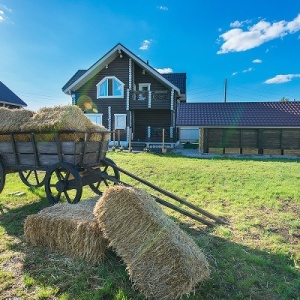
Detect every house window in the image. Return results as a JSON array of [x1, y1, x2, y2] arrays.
[[85, 113, 103, 126], [114, 114, 127, 130], [138, 83, 151, 100], [97, 76, 124, 98]]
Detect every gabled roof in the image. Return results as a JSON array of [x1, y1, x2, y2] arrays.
[[161, 73, 186, 94], [177, 102, 300, 128], [62, 43, 182, 95], [0, 81, 27, 107]]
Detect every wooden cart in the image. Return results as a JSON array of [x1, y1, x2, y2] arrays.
[[0, 130, 119, 204], [0, 130, 226, 226]]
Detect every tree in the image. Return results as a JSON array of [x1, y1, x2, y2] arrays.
[[280, 97, 289, 102]]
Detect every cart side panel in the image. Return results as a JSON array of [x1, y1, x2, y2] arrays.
[[37, 141, 81, 165], [0, 142, 13, 153], [0, 131, 110, 169], [0, 153, 16, 165]]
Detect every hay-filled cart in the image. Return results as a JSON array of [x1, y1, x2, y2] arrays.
[[0, 130, 120, 204], [0, 104, 226, 226], [0, 129, 226, 226]]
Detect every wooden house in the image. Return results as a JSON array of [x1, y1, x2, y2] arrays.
[[0, 81, 27, 108], [177, 102, 300, 156], [62, 43, 186, 148]]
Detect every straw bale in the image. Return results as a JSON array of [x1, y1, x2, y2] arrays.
[[24, 199, 108, 264], [93, 186, 210, 300]]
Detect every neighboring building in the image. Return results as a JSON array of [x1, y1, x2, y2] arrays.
[[177, 102, 300, 156], [0, 81, 27, 108], [62, 43, 186, 148]]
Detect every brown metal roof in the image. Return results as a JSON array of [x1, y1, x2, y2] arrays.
[[177, 102, 300, 127]]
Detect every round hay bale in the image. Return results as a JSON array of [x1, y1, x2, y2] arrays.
[[24, 199, 108, 264], [93, 186, 210, 300]]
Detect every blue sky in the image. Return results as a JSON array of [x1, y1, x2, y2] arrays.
[[1, 0, 300, 111]]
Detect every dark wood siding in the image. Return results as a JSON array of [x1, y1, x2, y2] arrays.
[[75, 55, 130, 131], [133, 110, 171, 140], [73, 54, 180, 143], [131, 63, 172, 110]]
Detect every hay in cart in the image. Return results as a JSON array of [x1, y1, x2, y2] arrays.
[[0, 108, 35, 141], [93, 186, 210, 300], [24, 198, 108, 264], [0, 105, 110, 142], [20, 105, 109, 142]]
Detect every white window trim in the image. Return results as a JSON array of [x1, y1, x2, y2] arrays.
[[114, 114, 127, 130], [85, 113, 103, 126], [96, 76, 124, 99], [138, 83, 151, 100]]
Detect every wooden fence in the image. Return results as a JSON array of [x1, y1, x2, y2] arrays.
[[200, 128, 300, 156]]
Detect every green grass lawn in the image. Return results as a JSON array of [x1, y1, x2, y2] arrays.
[[0, 151, 299, 299]]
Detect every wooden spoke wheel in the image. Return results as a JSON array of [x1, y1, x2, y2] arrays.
[[0, 159, 5, 193], [19, 170, 46, 188], [45, 163, 83, 205], [89, 158, 120, 195]]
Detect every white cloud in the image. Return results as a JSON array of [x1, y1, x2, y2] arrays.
[[230, 20, 243, 28], [139, 40, 151, 50], [232, 67, 254, 76], [157, 6, 168, 11], [0, 5, 12, 23], [0, 4, 12, 12], [0, 10, 4, 22], [217, 14, 300, 54], [230, 19, 252, 28], [242, 67, 254, 73], [155, 68, 173, 74], [264, 74, 300, 84], [252, 59, 262, 63]]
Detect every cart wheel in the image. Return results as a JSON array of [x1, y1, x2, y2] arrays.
[[19, 170, 46, 188], [45, 163, 83, 205], [0, 159, 5, 193], [89, 158, 120, 195]]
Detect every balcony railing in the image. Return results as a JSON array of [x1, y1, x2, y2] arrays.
[[129, 90, 171, 101], [134, 125, 175, 142]]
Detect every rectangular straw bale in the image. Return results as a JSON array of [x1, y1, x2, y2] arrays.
[[93, 186, 210, 300], [24, 199, 108, 264]]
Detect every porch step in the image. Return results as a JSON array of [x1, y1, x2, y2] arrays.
[[130, 142, 146, 151]]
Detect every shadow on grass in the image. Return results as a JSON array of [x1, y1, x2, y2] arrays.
[[123, 149, 300, 163], [0, 194, 49, 237], [1, 198, 299, 299], [164, 150, 300, 163]]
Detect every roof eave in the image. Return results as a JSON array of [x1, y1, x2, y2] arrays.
[[0, 100, 27, 107]]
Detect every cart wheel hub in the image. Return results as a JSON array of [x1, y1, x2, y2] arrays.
[[56, 180, 67, 193]]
